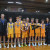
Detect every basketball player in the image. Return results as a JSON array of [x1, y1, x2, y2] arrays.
[[26, 18, 30, 34], [26, 18, 30, 44], [40, 19, 47, 45], [14, 17, 21, 47], [0, 14, 7, 48], [28, 18, 35, 46], [21, 19, 28, 47], [7, 17, 14, 48], [35, 19, 41, 46]]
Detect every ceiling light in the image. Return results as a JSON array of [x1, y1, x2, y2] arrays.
[[16, 2, 22, 4], [46, 0, 48, 2], [8, 2, 14, 3], [48, 12, 50, 13], [36, 11, 40, 12]]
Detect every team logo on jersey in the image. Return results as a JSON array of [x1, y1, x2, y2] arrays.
[[42, 26, 44, 29], [16, 25, 20, 27], [10, 26, 13, 29]]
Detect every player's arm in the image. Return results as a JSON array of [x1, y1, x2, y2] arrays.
[[14, 23, 15, 34], [7, 23, 8, 35], [13, 23, 14, 34]]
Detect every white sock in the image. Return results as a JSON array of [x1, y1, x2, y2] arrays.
[[25, 42, 26, 44], [35, 42, 36, 44], [38, 42, 39, 44], [22, 43, 23, 45], [4, 43, 5, 46]]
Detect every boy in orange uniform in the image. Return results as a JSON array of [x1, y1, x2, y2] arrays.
[[14, 17, 21, 47], [21, 19, 28, 47], [35, 19, 41, 46], [28, 18, 35, 46], [7, 17, 14, 48], [40, 19, 47, 45]]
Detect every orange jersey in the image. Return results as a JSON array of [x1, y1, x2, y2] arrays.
[[35, 23, 41, 34], [30, 23, 34, 36], [30, 23, 34, 33], [22, 23, 28, 38], [41, 24, 45, 33], [22, 23, 28, 31], [15, 22, 21, 34], [8, 22, 14, 34]]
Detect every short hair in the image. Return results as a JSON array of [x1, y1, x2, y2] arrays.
[[19, 16, 22, 18], [23, 18, 25, 21], [1, 14, 5, 16], [31, 18, 34, 20], [35, 18, 39, 21], [46, 17, 49, 19], [41, 19, 44, 22], [26, 17, 29, 20], [16, 17, 19, 19], [9, 17, 12, 19]]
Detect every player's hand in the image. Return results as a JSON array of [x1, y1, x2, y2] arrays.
[[7, 33, 8, 36]]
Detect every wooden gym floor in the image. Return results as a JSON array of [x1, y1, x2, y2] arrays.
[[0, 44, 50, 50]]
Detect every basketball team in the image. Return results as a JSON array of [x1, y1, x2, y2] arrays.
[[0, 14, 49, 48]]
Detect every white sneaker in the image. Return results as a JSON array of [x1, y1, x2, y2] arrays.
[[7, 45, 9, 48], [4, 45, 6, 48], [18, 44, 21, 47], [28, 43, 31, 46], [0, 44, 2, 48], [43, 43, 47, 45], [14, 45, 16, 48], [4, 44, 6, 48], [11, 44, 13, 48], [40, 43, 42, 45], [38, 43, 40, 46], [32, 43, 34, 46], [34, 43, 37, 46]]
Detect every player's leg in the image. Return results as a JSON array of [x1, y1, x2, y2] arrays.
[[21, 38, 23, 47], [21, 33, 24, 47], [43, 34, 47, 45], [18, 37, 21, 47], [40, 34, 42, 45], [14, 34, 17, 47], [24, 37, 27, 46], [28, 36, 31, 46], [38, 32, 41, 46], [24, 32, 27, 46], [11, 34, 13, 48], [7, 38, 9, 48], [3, 36, 6, 48], [11, 38, 13, 48], [38, 36, 40, 46], [32, 32, 34, 46], [28, 32, 31, 46], [32, 36, 34, 46], [7, 34, 10, 48], [17, 33, 21, 47], [35, 35, 37, 46], [0, 36, 2, 48]]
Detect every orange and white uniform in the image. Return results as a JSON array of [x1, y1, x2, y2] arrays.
[[41, 24, 45, 37], [35, 23, 41, 37], [15, 21, 21, 38], [22, 23, 28, 38], [30, 23, 34, 37], [8, 22, 14, 38]]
